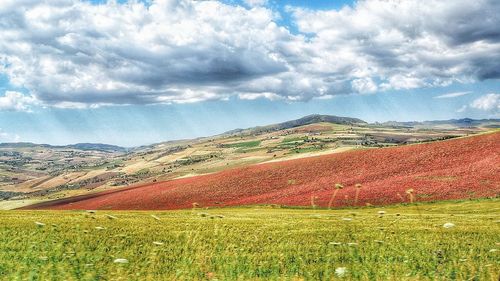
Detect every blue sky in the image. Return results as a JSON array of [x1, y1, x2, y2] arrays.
[[0, 0, 499, 146]]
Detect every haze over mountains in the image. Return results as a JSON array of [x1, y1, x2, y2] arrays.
[[0, 142, 127, 153], [1, 115, 498, 149]]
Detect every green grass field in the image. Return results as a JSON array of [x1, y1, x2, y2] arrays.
[[282, 136, 306, 144], [223, 140, 261, 148], [0, 199, 498, 280]]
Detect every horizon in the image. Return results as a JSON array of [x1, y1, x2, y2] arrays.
[[0, 113, 498, 147], [1, 0, 499, 146]]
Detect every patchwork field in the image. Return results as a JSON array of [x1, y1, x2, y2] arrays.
[[3, 115, 496, 203], [25, 131, 499, 211], [1, 199, 499, 280]]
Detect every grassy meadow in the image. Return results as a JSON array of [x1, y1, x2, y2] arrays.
[[0, 199, 498, 280]]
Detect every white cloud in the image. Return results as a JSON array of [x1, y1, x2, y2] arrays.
[[244, 0, 268, 7], [0, 128, 20, 142], [456, 105, 467, 113], [434, 91, 471, 99], [0, 91, 38, 111], [0, 0, 498, 107], [291, 0, 500, 90], [470, 93, 500, 111], [238, 92, 283, 100], [351, 78, 377, 94]]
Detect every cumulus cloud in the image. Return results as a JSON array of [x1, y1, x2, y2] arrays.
[[470, 93, 500, 111], [0, 0, 498, 108], [291, 0, 500, 90], [351, 78, 377, 94], [0, 91, 38, 111]]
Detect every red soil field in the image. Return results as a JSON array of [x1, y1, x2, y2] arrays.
[[24, 132, 500, 210], [293, 124, 332, 133]]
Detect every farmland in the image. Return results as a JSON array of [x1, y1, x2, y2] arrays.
[[25, 131, 499, 211], [2, 115, 498, 204], [1, 199, 498, 280]]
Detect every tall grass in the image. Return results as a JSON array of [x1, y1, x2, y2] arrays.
[[328, 183, 344, 209], [354, 183, 362, 205], [0, 199, 498, 280]]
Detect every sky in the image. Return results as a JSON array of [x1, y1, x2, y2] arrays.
[[0, 0, 499, 146]]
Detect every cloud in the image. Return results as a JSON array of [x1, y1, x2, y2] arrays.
[[0, 0, 499, 107], [0, 128, 20, 142], [291, 0, 500, 89], [244, 0, 268, 7], [0, 91, 38, 111], [456, 105, 467, 113], [457, 93, 500, 115], [470, 93, 500, 111], [351, 78, 377, 94], [238, 92, 283, 100], [433, 91, 471, 99]]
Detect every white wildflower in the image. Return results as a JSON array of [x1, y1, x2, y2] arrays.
[[113, 258, 129, 264], [443, 223, 455, 229], [335, 267, 347, 277]]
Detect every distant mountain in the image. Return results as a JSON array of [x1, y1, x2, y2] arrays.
[[379, 118, 500, 128], [273, 114, 367, 128], [0, 142, 41, 148], [0, 142, 126, 153], [2, 116, 497, 152], [224, 114, 366, 135], [65, 143, 127, 153]]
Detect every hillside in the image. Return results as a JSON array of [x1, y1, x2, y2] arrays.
[[1, 115, 497, 205], [224, 114, 366, 135], [24, 131, 500, 210]]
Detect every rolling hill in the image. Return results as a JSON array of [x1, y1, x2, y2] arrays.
[[23, 131, 500, 210], [2, 115, 497, 207], [223, 114, 366, 135], [0, 142, 126, 152]]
